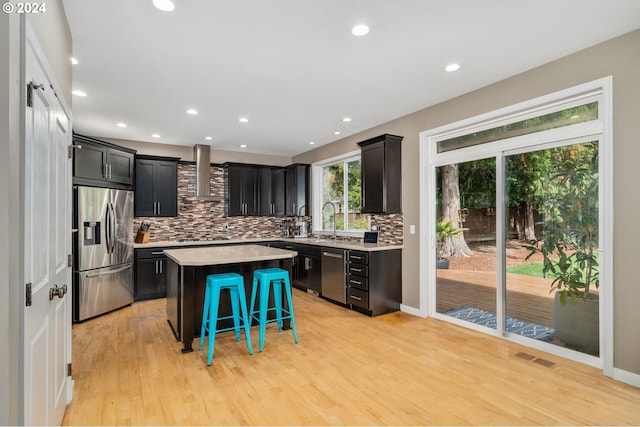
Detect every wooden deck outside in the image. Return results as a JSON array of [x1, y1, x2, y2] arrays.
[[436, 270, 556, 327]]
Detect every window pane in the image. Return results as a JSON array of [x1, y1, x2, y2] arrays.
[[346, 160, 368, 230], [322, 164, 343, 230], [321, 158, 370, 232], [438, 102, 598, 153]]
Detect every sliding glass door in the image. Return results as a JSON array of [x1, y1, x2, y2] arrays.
[[434, 138, 600, 357], [505, 141, 599, 356], [435, 158, 497, 331]]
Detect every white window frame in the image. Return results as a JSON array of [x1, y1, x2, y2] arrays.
[[312, 150, 369, 238], [419, 76, 613, 377]]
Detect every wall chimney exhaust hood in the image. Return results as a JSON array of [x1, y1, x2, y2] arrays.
[[186, 144, 221, 201]]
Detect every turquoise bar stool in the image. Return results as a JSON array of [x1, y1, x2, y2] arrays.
[[199, 272, 253, 365], [249, 267, 298, 352]]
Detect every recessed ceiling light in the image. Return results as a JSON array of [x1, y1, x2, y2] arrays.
[[153, 0, 175, 12], [309, 141, 316, 145], [445, 63, 461, 72], [116, 122, 127, 128], [352, 24, 370, 37], [72, 90, 87, 97], [342, 117, 352, 123], [70, 57, 78, 65], [239, 144, 248, 148], [186, 109, 198, 115], [204, 136, 213, 141], [238, 117, 249, 123], [151, 133, 161, 138], [334, 131, 341, 135]]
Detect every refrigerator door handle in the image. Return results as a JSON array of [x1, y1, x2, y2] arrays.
[[110, 202, 117, 254], [105, 202, 112, 254], [84, 264, 132, 279]]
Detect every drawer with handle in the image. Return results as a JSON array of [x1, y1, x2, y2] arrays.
[[347, 276, 368, 291], [348, 264, 368, 277], [136, 247, 170, 260], [347, 251, 368, 265], [347, 287, 369, 310]]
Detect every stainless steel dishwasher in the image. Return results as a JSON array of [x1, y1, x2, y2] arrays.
[[321, 247, 346, 304]]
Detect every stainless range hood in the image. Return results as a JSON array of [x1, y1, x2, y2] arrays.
[[188, 144, 221, 201]]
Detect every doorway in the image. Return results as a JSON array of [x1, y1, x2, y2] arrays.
[[421, 78, 612, 372]]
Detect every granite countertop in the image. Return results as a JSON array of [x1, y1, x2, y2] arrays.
[[135, 236, 402, 252], [164, 244, 297, 266]]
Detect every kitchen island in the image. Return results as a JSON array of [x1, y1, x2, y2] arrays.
[[164, 244, 297, 353]]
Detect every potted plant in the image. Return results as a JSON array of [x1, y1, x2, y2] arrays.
[[436, 220, 465, 269], [526, 143, 599, 353]]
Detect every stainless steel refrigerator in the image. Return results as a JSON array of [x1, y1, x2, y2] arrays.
[[74, 186, 134, 321]]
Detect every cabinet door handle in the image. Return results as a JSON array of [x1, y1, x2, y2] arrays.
[[350, 295, 362, 301], [155, 260, 158, 274], [351, 267, 363, 273], [151, 252, 164, 255], [351, 255, 363, 260], [350, 279, 362, 285], [159, 260, 163, 274], [157, 202, 161, 214], [103, 164, 108, 179], [108, 163, 112, 179]]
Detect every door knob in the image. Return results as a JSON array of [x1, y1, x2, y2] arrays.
[[49, 284, 68, 300]]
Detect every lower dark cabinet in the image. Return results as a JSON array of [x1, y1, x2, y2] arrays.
[[135, 248, 170, 300], [292, 243, 321, 294], [346, 249, 402, 316]]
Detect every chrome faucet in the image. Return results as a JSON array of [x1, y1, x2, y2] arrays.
[[321, 201, 337, 240]]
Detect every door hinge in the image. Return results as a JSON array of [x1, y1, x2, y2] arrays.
[[26, 81, 44, 108], [68, 254, 73, 268], [67, 363, 72, 377], [26, 283, 32, 307]]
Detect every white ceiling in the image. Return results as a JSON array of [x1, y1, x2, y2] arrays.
[[63, 0, 640, 157]]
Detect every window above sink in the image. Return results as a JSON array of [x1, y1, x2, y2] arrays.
[[311, 150, 370, 236]]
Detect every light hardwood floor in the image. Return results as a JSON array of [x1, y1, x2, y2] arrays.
[[63, 289, 640, 426]]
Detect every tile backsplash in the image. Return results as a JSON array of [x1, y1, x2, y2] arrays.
[[133, 163, 403, 245]]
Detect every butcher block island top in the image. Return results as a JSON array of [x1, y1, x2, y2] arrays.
[[164, 244, 297, 266]]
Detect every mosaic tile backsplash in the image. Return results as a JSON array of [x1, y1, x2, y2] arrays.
[[133, 163, 403, 245]]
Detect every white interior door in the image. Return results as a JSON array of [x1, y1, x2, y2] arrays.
[[23, 25, 72, 426]]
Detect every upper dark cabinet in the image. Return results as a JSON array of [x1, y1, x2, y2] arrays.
[[259, 166, 285, 216], [72, 133, 136, 189], [134, 155, 178, 217], [358, 134, 403, 214], [225, 163, 259, 216], [285, 164, 310, 216]]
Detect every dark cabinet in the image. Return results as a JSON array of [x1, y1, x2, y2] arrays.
[[358, 134, 403, 214], [259, 166, 285, 216], [135, 248, 170, 300], [293, 244, 321, 294], [285, 164, 310, 216], [72, 133, 136, 189], [225, 163, 259, 216], [346, 249, 402, 316], [134, 155, 178, 217]]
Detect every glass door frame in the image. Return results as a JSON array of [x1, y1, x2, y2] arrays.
[[419, 77, 613, 375]]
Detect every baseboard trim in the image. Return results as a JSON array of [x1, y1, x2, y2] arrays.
[[400, 304, 423, 317], [613, 367, 640, 388]]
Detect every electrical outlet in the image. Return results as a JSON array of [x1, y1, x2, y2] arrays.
[[371, 225, 379, 231], [223, 223, 229, 230]]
